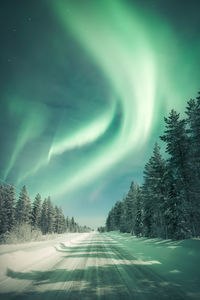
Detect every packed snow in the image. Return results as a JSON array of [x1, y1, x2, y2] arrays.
[[0, 232, 200, 299]]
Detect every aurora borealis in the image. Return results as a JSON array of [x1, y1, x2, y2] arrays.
[[0, 0, 199, 227]]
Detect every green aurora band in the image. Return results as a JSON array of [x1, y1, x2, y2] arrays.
[[2, 0, 200, 205], [3, 98, 49, 181], [48, 102, 116, 161], [46, 0, 156, 196]]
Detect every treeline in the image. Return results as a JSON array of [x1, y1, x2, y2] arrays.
[[0, 184, 91, 240], [106, 92, 200, 240]]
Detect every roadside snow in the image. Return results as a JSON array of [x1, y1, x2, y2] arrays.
[[0, 233, 91, 277]]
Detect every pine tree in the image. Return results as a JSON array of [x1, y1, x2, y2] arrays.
[[142, 143, 167, 238], [113, 201, 123, 230], [134, 186, 143, 237], [40, 198, 48, 234], [163, 169, 188, 239], [119, 201, 127, 233], [0, 184, 9, 234], [106, 184, 143, 235], [186, 92, 200, 178], [74, 221, 78, 232], [54, 206, 60, 233], [70, 217, 75, 232], [66, 216, 70, 232], [160, 110, 191, 238], [106, 210, 114, 231], [46, 197, 55, 233], [185, 93, 200, 235], [15, 185, 32, 225], [142, 180, 153, 237], [123, 182, 138, 234], [55, 206, 66, 233], [4, 184, 15, 231], [105, 92, 200, 240], [32, 194, 42, 229], [60, 209, 66, 233]]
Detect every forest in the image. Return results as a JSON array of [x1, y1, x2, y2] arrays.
[[104, 92, 200, 240], [0, 184, 91, 243]]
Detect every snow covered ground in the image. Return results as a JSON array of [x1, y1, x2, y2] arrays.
[[0, 231, 199, 299]]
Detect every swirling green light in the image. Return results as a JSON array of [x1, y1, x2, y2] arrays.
[[48, 103, 116, 161], [3, 98, 48, 181], [49, 0, 157, 196]]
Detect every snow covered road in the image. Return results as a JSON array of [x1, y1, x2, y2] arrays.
[[0, 232, 200, 299]]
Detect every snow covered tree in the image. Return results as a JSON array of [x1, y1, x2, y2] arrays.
[[105, 92, 200, 240], [32, 194, 42, 229], [66, 216, 70, 232], [106, 183, 143, 235], [134, 186, 143, 237], [106, 210, 115, 231], [0, 180, 87, 239], [15, 185, 31, 225], [4, 184, 15, 231], [185, 93, 200, 235], [40, 198, 48, 234], [0, 184, 9, 235], [113, 201, 123, 230], [123, 182, 137, 234], [163, 169, 189, 239], [186, 93, 200, 178], [160, 110, 191, 238], [142, 143, 167, 237], [106, 200, 124, 232], [54, 206, 66, 233], [70, 217, 76, 232], [46, 197, 55, 233], [119, 201, 128, 233]]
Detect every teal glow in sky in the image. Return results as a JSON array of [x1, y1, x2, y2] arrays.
[[0, 0, 199, 227]]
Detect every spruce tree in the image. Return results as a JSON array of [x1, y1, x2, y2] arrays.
[[113, 201, 123, 230], [66, 216, 70, 232], [40, 198, 48, 234], [160, 110, 191, 238], [142, 143, 167, 238], [105, 92, 200, 240], [163, 169, 188, 239], [186, 92, 200, 178], [119, 201, 127, 233], [185, 93, 200, 235], [106, 211, 114, 231], [15, 185, 31, 224], [0, 184, 8, 234], [70, 217, 75, 232], [32, 194, 42, 229], [134, 186, 143, 237], [46, 197, 55, 233], [106, 212, 111, 232], [54, 206, 60, 233], [142, 180, 153, 237], [59, 207, 66, 233], [124, 182, 137, 234], [4, 184, 15, 231], [55, 206, 66, 234]]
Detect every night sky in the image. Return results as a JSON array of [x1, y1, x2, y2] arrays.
[[0, 0, 199, 228]]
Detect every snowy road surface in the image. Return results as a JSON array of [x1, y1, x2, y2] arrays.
[[0, 232, 200, 299]]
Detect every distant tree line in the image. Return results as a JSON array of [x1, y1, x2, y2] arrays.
[[97, 226, 106, 233], [0, 184, 91, 239], [106, 92, 200, 240]]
